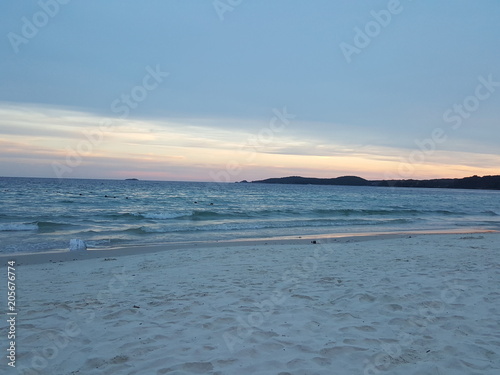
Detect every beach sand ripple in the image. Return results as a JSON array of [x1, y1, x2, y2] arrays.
[[8, 232, 500, 374]]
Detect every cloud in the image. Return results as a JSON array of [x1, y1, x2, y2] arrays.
[[0, 103, 499, 181]]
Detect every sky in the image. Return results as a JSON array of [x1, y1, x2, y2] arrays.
[[1, 0, 499, 182]]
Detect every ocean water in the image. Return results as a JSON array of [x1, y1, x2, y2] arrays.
[[0, 177, 499, 254]]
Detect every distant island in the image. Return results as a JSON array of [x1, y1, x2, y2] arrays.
[[125, 178, 139, 181], [249, 175, 500, 190]]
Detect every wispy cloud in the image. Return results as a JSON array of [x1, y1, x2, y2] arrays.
[[0, 103, 498, 180]]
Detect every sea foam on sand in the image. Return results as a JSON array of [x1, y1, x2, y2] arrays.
[[6, 232, 500, 375]]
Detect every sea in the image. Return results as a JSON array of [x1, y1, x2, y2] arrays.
[[0, 177, 499, 254]]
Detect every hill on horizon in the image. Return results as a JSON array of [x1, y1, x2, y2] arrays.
[[249, 174, 500, 190]]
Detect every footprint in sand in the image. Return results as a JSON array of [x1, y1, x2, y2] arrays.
[[312, 356, 332, 366], [357, 293, 376, 302], [353, 325, 377, 332], [181, 361, 214, 373], [102, 308, 140, 320], [319, 346, 368, 357], [385, 303, 403, 311], [257, 342, 285, 351], [110, 355, 129, 364]]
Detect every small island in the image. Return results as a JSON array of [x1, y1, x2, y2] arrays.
[[125, 178, 139, 181], [250, 174, 500, 190]]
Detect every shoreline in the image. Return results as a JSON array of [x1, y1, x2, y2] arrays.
[[3, 227, 497, 265]]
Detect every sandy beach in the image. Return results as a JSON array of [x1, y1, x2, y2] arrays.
[[3, 232, 500, 374], [3, 2, 500, 374]]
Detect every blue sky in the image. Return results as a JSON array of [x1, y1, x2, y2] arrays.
[[1, 0, 499, 181]]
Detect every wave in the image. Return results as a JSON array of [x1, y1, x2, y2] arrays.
[[35, 221, 78, 233], [127, 217, 418, 234], [85, 239, 112, 248], [0, 223, 38, 231], [123, 227, 148, 235], [188, 210, 245, 220], [108, 208, 472, 224], [103, 212, 185, 221], [312, 208, 465, 217], [104, 207, 434, 227], [135, 212, 185, 220], [128, 210, 249, 221]]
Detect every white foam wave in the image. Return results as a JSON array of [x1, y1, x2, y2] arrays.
[[0, 223, 38, 231], [85, 239, 112, 247], [140, 226, 166, 233], [135, 212, 184, 220]]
